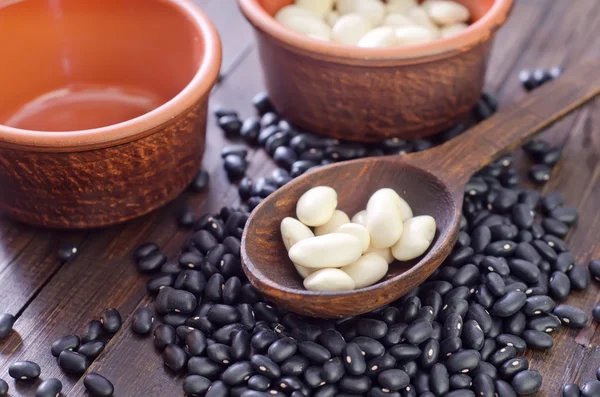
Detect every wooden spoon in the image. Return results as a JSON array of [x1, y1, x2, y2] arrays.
[[241, 59, 600, 319]]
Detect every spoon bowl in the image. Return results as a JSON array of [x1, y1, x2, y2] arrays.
[[242, 59, 600, 318]]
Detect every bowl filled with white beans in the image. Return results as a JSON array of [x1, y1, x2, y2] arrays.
[[237, 0, 514, 142]]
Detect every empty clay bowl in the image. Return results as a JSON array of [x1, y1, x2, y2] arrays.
[[0, 0, 221, 228], [238, 0, 514, 142]]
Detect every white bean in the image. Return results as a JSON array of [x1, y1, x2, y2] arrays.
[[440, 22, 469, 38], [275, 5, 315, 25], [342, 253, 389, 289], [337, 0, 386, 26], [365, 246, 395, 264], [366, 188, 404, 248], [332, 14, 373, 46], [423, 1, 470, 25], [279, 14, 332, 41], [395, 25, 438, 45], [289, 233, 363, 268], [407, 7, 439, 32], [295, 0, 335, 19], [315, 210, 350, 236], [383, 13, 416, 28], [280, 217, 315, 251], [294, 263, 317, 278], [391, 215, 437, 261], [358, 26, 397, 48], [386, 0, 418, 14], [351, 210, 368, 226], [326, 10, 341, 27], [335, 223, 371, 253], [304, 268, 356, 291], [296, 186, 337, 227]]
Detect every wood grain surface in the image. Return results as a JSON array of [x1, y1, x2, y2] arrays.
[[1, 0, 600, 396]]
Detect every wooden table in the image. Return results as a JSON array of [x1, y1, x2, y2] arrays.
[[1, 1, 600, 395]]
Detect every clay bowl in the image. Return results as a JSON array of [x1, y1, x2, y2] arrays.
[[0, 0, 221, 229], [238, 0, 514, 142]]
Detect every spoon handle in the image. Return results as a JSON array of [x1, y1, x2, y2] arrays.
[[408, 58, 600, 186]]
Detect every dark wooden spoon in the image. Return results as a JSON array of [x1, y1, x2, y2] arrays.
[[242, 59, 600, 319]]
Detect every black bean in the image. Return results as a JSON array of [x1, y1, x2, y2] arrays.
[[0, 313, 13, 341], [82, 320, 103, 343], [99, 308, 122, 333], [247, 374, 271, 391], [298, 341, 331, 363], [137, 249, 167, 273], [219, 115, 242, 135], [511, 370, 541, 395], [446, 350, 481, 374], [78, 341, 105, 360], [445, 389, 475, 397], [503, 312, 526, 336], [35, 378, 63, 397], [589, 260, 600, 281], [156, 287, 197, 314], [456, 231, 472, 249], [529, 164, 552, 184], [84, 373, 114, 397], [213, 323, 243, 345], [266, 337, 297, 363], [581, 380, 600, 397], [519, 70, 536, 90], [352, 336, 385, 358], [163, 344, 188, 372], [188, 357, 222, 379], [569, 266, 589, 290], [317, 329, 346, 357], [281, 355, 309, 377], [221, 361, 253, 386], [206, 380, 229, 397], [129, 307, 154, 335], [366, 354, 396, 376], [447, 247, 475, 267], [491, 291, 527, 317], [542, 217, 570, 238], [57, 243, 78, 261], [562, 384, 581, 397], [511, 204, 534, 230], [58, 350, 89, 375], [403, 318, 433, 345], [485, 241, 517, 257], [165, 313, 191, 327], [251, 330, 277, 352], [507, 259, 540, 283], [549, 271, 571, 300], [321, 357, 345, 383], [183, 374, 212, 395], [375, 369, 409, 392], [499, 358, 529, 380], [473, 373, 495, 397], [553, 304, 588, 328], [443, 313, 463, 340], [462, 320, 485, 350], [482, 256, 510, 277], [51, 334, 80, 357], [202, 273, 224, 303], [341, 342, 366, 376], [339, 375, 372, 394], [489, 345, 517, 367], [471, 226, 492, 254], [440, 336, 462, 358], [154, 324, 176, 351], [251, 355, 281, 379], [134, 242, 159, 260], [523, 295, 556, 317], [527, 313, 561, 333], [517, 231, 533, 243], [522, 330, 553, 350], [452, 264, 480, 287]]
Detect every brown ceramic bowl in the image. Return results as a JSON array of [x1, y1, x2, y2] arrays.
[[238, 0, 514, 142], [0, 0, 221, 229]]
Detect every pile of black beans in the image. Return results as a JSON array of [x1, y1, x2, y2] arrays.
[[519, 67, 563, 91], [133, 131, 599, 397], [523, 139, 564, 185]]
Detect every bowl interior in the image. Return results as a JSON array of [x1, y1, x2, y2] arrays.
[[243, 157, 458, 297], [0, 0, 203, 132], [258, 0, 495, 24]]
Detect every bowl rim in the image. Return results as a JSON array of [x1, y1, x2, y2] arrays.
[[238, 0, 514, 62], [0, 0, 222, 150]]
